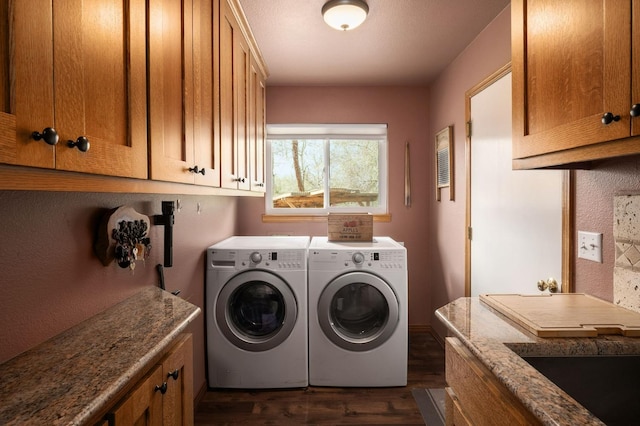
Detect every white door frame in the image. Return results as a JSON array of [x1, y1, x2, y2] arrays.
[[464, 63, 573, 296]]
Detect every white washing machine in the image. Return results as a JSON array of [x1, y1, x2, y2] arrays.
[[308, 236, 408, 387], [206, 236, 309, 388]]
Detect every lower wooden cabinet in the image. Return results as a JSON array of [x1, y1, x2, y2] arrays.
[[107, 364, 163, 425], [445, 387, 472, 426], [106, 334, 194, 426], [444, 337, 540, 426]]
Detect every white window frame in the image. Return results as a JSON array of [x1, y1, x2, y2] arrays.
[[265, 123, 388, 215]]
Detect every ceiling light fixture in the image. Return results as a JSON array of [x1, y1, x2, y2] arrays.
[[322, 0, 369, 31]]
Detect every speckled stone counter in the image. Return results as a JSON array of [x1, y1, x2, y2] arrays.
[[436, 297, 640, 426], [0, 287, 201, 425]]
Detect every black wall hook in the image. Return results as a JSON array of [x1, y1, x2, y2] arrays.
[[153, 201, 174, 267]]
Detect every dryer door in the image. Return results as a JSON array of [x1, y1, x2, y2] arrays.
[[216, 270, 297, 352], [317, 271, 399, 352]]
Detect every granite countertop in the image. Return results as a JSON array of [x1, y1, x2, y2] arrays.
[[436, 297, 640, 426], [0, 287, 201, 425]]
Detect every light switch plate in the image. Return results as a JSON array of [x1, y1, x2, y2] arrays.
[[578, 231, 603, 263]]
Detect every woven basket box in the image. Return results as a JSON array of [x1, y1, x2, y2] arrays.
[[327, 213, 373, 242]]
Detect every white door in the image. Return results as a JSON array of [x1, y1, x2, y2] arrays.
[[469, 72, 565, 296]]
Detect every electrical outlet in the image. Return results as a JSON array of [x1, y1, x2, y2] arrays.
[[578, 231, 603, 263]]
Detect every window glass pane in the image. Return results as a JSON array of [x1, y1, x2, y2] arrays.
[[329, 140, 379, 208], [271, 139, 324, 209], [266, 124, 388, 214]]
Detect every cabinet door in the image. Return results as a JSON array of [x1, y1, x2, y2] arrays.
[[633, 0, 640, 137], [1, 0, 147, 178], [107, 364, 163, 425], [512, 0, 631, 160], [445, 338, 541, 425], [249, 55, 266, 192], [107, 334, 193, 426], [53, 0, 148, 178], [219, 0, 234, 188], [162, 334, 194, 426], [148, 0, 195, 184], [234, 33, 250, 191], [0, 0, 55, 168], [220, 0, 250, 190], [0, 1, 10, 157], [193, 0, 221, 187], [445, 387, 472, 426]]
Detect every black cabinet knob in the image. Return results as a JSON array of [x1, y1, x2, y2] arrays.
[[601, 112, 621, 125], [154, 382, 168, 394], [631, 104, 640, 117], [188, 165, 206, 175], [31, 127, 59, 146], [67, 136, 90, 152], [167, 369, 180, 380]]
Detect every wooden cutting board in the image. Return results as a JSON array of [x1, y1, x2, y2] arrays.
[[480, 293, 640, 337]]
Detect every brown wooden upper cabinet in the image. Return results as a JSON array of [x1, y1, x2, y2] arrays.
[[512, 0, 640, 169], [150, 0, 265, 190], [194, 0, 223, 188], [0, 0, 148, 179], [249, 53, 267, 192], [148, 0, 222, 187], [220, 0, 250, 190], [1, 0, 267, 193]]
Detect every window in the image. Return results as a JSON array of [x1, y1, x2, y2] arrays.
[[266, 124, 388, 215]]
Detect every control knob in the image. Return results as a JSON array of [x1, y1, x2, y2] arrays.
[[352, 252, 365, 265], [250, 252, 262, 264]]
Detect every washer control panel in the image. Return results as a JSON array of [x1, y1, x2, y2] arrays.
[[209, 249, 307, 271]]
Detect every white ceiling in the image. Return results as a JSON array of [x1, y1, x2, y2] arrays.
[[238, 0, 510, 86]]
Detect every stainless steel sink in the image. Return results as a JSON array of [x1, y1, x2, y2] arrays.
[[522, 356, 640, 425]]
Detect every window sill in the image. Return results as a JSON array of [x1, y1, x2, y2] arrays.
[[262, 214, 391, 223]]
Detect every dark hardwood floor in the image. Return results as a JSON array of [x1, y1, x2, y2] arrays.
[[195, 331, 446, 425]]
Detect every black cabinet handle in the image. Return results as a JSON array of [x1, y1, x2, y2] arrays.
[[167, 369, 180, 380], [32, 127, 59, 146], [67, 136, 90, 152], [154, 382, 168, 394], [601, 112, 621, 125], [233, 177, 245, 183], [188, 165, 206, 175], [631, 104, 640, 117]]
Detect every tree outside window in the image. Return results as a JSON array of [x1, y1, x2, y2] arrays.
[[266, 124, 388, 214]]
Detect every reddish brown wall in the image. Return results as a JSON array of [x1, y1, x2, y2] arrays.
[[573, 156, 640, 300], [427, 6, 512, 337], [0, 190, 237, 395], [236, 86, 433, 325]]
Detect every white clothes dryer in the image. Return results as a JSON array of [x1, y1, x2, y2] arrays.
[[206, 236, 309, 388], [308, 236, 408, 387]]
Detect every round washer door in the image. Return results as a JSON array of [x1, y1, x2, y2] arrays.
[[317, 271, 399, 352], [216, 269, 297, 352]]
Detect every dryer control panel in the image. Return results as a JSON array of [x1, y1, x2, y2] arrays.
[[209, 249, 307, 271], [308, 249, 406, 271]]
